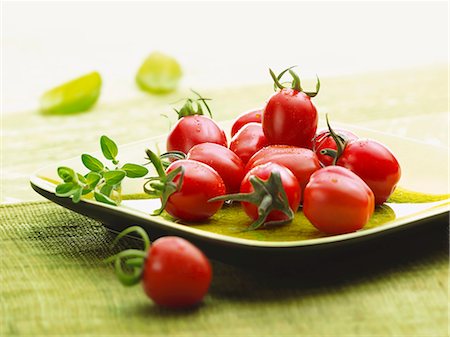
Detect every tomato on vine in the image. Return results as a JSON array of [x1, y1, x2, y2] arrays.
[[314, 128, 358, 166], [263, 66, 320, 149], [166, 91, 227, 154], [106, 226, 212, 309], [144, 149, 225, 221], [321, 115, 401, 205], [210, 163, 300, 230]]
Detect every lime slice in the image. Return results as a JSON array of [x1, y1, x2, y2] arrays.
[[136, 52, 182, 94], [40, 71, 102, 114]]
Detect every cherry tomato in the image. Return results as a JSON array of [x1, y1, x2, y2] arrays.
[[263, 88, 318, 149], [165, 160, 226, 221], [186, 143, 245, 193], [230, 108, 262, 137], [229, 122, 268, 164], [314, 128, 358, 166], [303, 166, 375, 234], [240, 163, 301, 224], [245, 145, 321, 202], [337, 139, 401, 205], [167, 115, 227, 154], [142, 236, 212, 309]]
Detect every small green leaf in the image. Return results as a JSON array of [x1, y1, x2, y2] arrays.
[[136, 51, 182, 94], [94, 191, 117, 205], [121, 163, 148, 178], [57, 167, 76, 183], [100, 184, 113, 197], [81, 154, 104, 172], [55, 183, 79, 197], [40, 72, 102, 115], [100, 136, 118, 161], [104, 170, 126, 186], [85, 172, 102, 188], [77, 173, 87, 184], [82, 187, 93, 195], [72, 187, 83, 203]]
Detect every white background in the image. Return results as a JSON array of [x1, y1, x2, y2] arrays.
[[2, 1, 448, 113]]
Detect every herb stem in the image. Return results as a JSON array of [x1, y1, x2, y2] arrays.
[[145, 149, 166, 178]]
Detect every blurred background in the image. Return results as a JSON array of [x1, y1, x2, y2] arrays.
[[2, 1, 449, 202], [3, 1, 448, 112]]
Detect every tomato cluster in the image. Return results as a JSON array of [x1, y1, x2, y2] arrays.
[[145, 68, 401, 235]]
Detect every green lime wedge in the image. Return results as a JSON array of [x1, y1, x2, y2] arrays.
[[136, 52, 182, 94], [40, 71, 102, 114]]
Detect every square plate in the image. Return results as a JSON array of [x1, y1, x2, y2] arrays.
[[30, 121, 449, 266]]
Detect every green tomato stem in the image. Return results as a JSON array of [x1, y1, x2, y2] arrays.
[[269, 66, 320, 97], [173, 90, 213, 119], [325, 114, 348, 165], [209, 172, 294, 231], [146, 149, 166, 178], [105, 226, 152, 287], [144, 149, 186, 215], [111, 225, 151, 251]]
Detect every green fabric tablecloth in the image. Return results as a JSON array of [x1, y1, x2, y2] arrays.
[[1, 202, 448, 336], [1, 65, 448, 336]]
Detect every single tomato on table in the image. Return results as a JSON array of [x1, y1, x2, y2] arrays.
[[231, 108, 262, 137], [303, 166, 375, 234], [262, 67, 320, 149], [142, 236, 212, 309], [107, 226, 212, 309]]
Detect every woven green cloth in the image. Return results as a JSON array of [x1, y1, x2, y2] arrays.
[[1, 65, 448, 336], [1, 202, 448, 336]]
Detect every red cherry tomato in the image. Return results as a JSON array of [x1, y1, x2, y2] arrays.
[[240, 163, 301, 224], [142, 236, 212, 309], [314, 128, 358, 166], [245, 145, 321, 202], [231, 109, 262, 137], [186, 143, 245, 193], [336, 139, 401, 205], [263, 88, 318, 149], [167, 115, 227, 154], [229, 122, 268, 164], [303, 166, 375, 234], [165, 160, 226, 221]]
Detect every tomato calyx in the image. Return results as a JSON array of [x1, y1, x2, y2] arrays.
[[209, 171, 294, 231], [144, 149, 185, 215], [319, 114, 348, 165], [269, 66, 320, 98], [104, 226, 150, 286], [173, 89, 212, 119]]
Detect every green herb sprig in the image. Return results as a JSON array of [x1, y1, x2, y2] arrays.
[[56, 136, 148, 205]]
